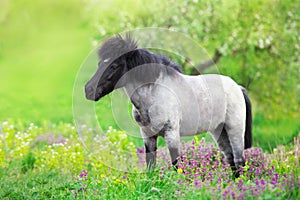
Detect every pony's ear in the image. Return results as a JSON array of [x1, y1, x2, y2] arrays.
[[124, 33, 137, 49], [115, 33, 123, 40]]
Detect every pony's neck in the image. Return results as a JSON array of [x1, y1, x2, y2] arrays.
[[121, 49, 181, 84]]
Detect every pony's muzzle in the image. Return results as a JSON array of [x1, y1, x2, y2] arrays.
[[85, 85, 98, 101]]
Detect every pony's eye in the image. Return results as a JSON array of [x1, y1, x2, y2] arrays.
[[103, 58, 111, 63]]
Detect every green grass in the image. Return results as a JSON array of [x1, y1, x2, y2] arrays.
[[253, 114, 300, 152], [0, 168, 73, 199]]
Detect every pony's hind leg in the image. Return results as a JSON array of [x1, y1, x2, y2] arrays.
[[225, 125, 245, 169], [212, 124, 235, 168], [213, 124, 244, 178]]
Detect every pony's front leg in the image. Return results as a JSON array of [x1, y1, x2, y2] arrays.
[[164, 130, 180, 169], [144, 136, 158, 171]]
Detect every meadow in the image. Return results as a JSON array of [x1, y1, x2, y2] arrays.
[[0, 0, 299, 199]]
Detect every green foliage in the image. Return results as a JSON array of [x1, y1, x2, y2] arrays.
[[21, 152, 36, 173]]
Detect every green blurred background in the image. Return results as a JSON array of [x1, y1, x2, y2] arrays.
[[0, 0, 299, 151]]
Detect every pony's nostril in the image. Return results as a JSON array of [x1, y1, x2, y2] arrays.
[[88, 87, 94, 94], [85, 86, 95, 98], [85, 86, 91, 94]]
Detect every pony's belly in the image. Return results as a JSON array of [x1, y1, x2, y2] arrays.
[[178, 96, 212, 136], [180, 130, 206, 136], [179, 119, 209, 136]]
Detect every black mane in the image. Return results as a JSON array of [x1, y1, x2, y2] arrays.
[[98, 34, 182, 73], [125, 49, 182, 73]]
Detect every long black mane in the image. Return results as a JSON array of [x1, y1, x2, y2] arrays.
[[98, 34, 182, 73]]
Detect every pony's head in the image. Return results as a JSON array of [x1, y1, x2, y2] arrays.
[[85, 34, 137, 101]]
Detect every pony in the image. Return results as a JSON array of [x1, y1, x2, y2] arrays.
[[85, 34, 252, 175]]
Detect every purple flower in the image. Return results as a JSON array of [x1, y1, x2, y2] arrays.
[[271, 177, 277, 185], [231, 192, 236, 198], [255, 178, 260, 186], [238, 194, 244, 200], [222, 189, 230, 197], [255, 168, 260, 176], [73, 190, 77, 197], [211, 188, 216, 194], [194, 180, 201, 189], [238, 179, 243, 189], [79, 170, 88, 178]]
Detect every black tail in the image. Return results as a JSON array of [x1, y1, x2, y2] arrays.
[[242, 89, 252, 149]]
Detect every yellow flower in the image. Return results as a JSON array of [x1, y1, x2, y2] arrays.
[[194, 136, 199, 145], [177, 168, 183, 173], [100, 174, 106, 178], [114, 179, 122, 184]]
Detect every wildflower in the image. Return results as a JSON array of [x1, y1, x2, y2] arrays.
[[100, 174, 106, 178], [231, 192, 236, 198], [194, 136, 199, 145], [114, 179, 122, 184], [79, 170, 88, 178], [222, 189, 230, 197], [177, 168, 183, 173], [255, 178, 259, 186], [79, 184, 86, 191], [211, 188, 216, 194], [194, 180, 201, 189], [238, 194, 244, 200], [237, 179, 244, 189]]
